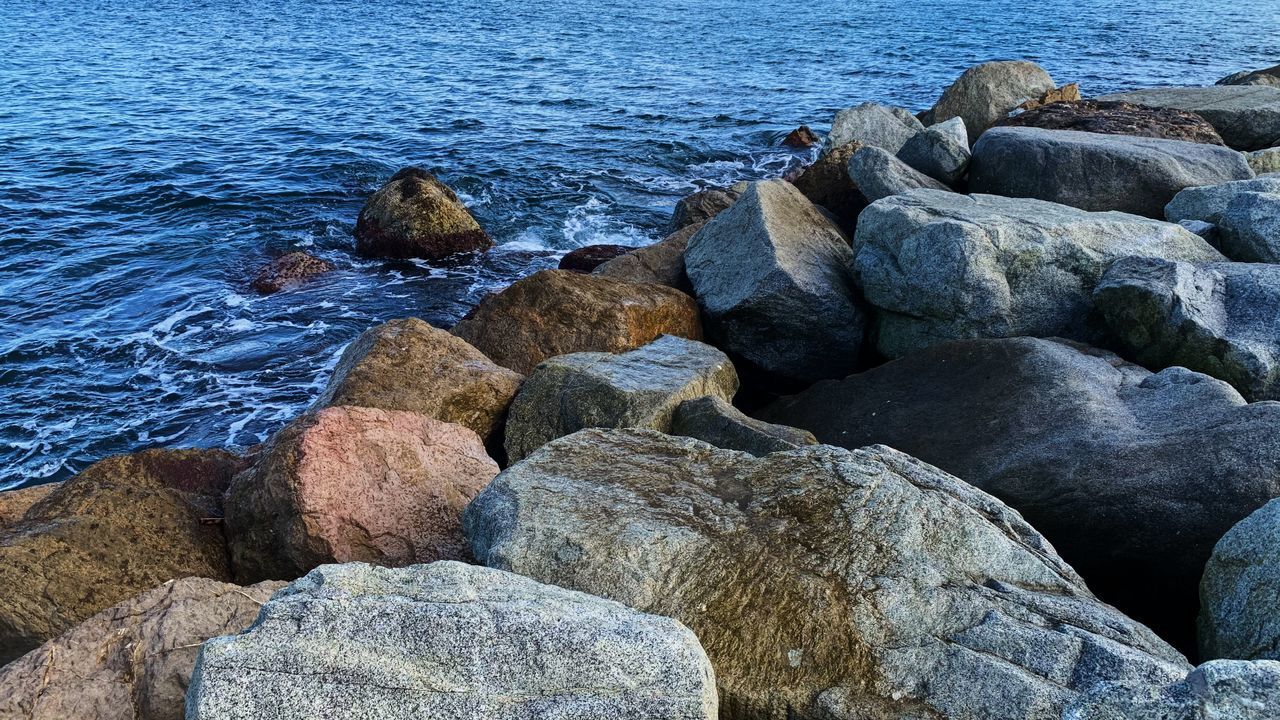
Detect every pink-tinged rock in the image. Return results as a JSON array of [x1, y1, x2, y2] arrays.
[[224, 406, 499, 583]]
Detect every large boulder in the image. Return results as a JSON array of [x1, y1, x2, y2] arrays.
[[593, 222, 698, 292], [758, 337, 1280, 650], [224, 406, 498, 583], [824, 102, 922, 153], [354, 167, 493, 260], [250, 252, 333, 295], [466, 429, 1190, 720], [450, 269, 703, 376], [847, 146, 951, 203], [557, 244, 633, 273], [1165, 177, 1280, 262], [790, 142, 868, 231], [1219, 64, 1280, 87], [1199, 498, 1280, 661], [669, 395, 816, 456], [1065, 660, 1280, 719], [0, 449, 240, 665], [0, 577, 283, 720], [1164, 176, 1280, 225], [313, 317, 522, 442], [669, 185, 743, 232], [895, 116, 971, 185], [852, 190, 1223, 358], [994, 99, 1227, 145], [930, 60, 1057, 143], [685, 180, 865, 383], [0, 483, 58, 528], [968, 126, 1254, 217], [1097, 86, 1280, 151], [186, 561, 718, 720]]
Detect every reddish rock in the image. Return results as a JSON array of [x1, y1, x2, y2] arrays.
[[250, 251, 334, 294], [995, 100, 1227, 145], [593, 222, 701, 292], [0, 483, 59, 528], [557, 244, 633, 273], [1017, 82, 1082, 111], [790, 141, 869, 233], [781, 125, 821, 148], [354, 167, 493, 261]]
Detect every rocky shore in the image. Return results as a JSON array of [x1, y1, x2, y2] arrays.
[[4, 59, 1280, 719]]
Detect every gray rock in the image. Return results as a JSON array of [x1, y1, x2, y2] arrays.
[[825, 102, 922, 153], [1095, 257, 1280, 401], [1219, 64, 1280, 87], [669, 186, 741, 232], [851, 190, 1223, 358], [968, 127, 1254, 218], [896, 116, 972, 185], [931, 60, 1057, 143], [503, 335, 738, 463], [1164, 176, 1280, 224], [757, 337, 1280, 651], [1098, 86, 1280, 151], [847, 146, 951, 203], [1246, 148, 1280, 174], [185, 561, 718, 720], [685, 180, 867, 383], [1064, 660, 1280, 719], [1217, 192, 1280, 262], [1178, 219, 1220, 246], [669, 395, 816, 456], [593, 221, 699, 292], [1199, 498, 1280, 661], [465, 429, 1190, 720]]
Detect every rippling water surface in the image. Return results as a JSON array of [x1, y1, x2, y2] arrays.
[[1, 0, 1278, 487]]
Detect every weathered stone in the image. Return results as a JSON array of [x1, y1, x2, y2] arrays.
[[782, 125, 820, 148], [1165, 177, 1280, 262], [1218, 64, 1280, 87], [224, 406, 498, 583], [450, 269, 703, 376], [466, 428, 1190, 720], [1246, 148, 1280, 174], [669, 186, 741, 232], [685, 180, 866, 383], [558, 244, 633, 273], [825, 102, 922, 153], [758, 337, 1280, 650], [969, 126, 1253, 217], [354, 167, 493, 260], [593, 223, 698, 292], [852, 190, 1222, 358], [895, 117, 971, 185], [0, 483, 58, 528], [0, 577, 283, 720], [1016, 81, 1082, 111], [931, 60, 1057, 143], [669, 395, 815, 456], [1164, 176, 1280, 224], [186, 561, 717, 720], [848, 146, 951, 203], [1098, 86, 1280, 151], [249, 252, 334, 294], [790, 142, 869, 231], [1065, 660, 1280, 719], [1199, 498, 1280, 661], [995, 99, 1227, 145]]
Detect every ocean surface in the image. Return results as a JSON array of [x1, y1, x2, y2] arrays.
[[2, 0, 1278, 488]]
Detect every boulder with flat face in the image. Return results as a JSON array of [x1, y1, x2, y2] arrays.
[[896, 116, 971, 185], [848, 146, 951, 202], [1098, 86, 1280, 151], [669, 395, 816, 456], [354, 167, 493, 260], [1065, 660, 1280, 720], [669, 185, 742, 232], [790, 142, 868, 231], [1165, 177, 1280, 262], [930, 60, 1057, 143], [994, 99, 1226, 145], [593, 222, 698, 292], [1199, 498, 1280, 662], [825, 102, 922, 153]]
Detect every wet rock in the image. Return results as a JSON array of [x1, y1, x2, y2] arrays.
[[354, 167, 493, 260], [1218, 63, 1280, 87], [930, 60, 1057, 143], [1065, 660, 1280, 719], [848, 146, 951, 202], [895, 117, 972, 185], [669, 394, 815, 456], [224, 406, 498, 583], [593, 222, 698, 292], [669, 185, 742, 232], [782, 125, 820, 148], [1199, 498, 1280, 661], [1246, 148, 1280, 174], [790, 142, 869, 231], [1098, 86, 1280, 151], [450, 269, 703, 376], [1165, 177, 1280, 262], [466, 428, 1190, 720], [825, 101, 922, 153], [0, 483, 58, 528], [249, 251, 334, 294], [1015, 81, 1082, 111], [557, 244, 633, 273], [186, 561, 717, 720], [995, 99, 1227, 145]]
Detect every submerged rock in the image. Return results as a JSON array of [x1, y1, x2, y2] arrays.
[[1098, 86, 1280, 151], [848, 145, 951, 202], [354, 167, 493, 260], [669, 394, 816, 456], [558, 244, 633, 273], [1199, 498, 1280, 661], [930, 60, 1057, 143], [895, 116, 971, 185], [1065, 660, 1280, 719], [250, 251, 334, 294], [825, 102, 922, 153], [593, 222, 698, 292], [995, 99, 1226, 145]]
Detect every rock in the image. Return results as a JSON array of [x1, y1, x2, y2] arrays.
[[1199, 498, 1280, 661], [669, 186, 741, 232], [669, 395, 815, 456], [503, 335, 737, 463], [782, 125, 820, 148], [313, 318, 522, 442], [1178, 219, 1219, 244], [1164, 176, 1280, 224], [930, 60, 1057, 143], [757, 337, 1280, 650], [1015, 81, 1082, 111], [852, 190, 1222, 358], [895, 117, 972, 185], [186, 561, 718, 720], [0, 577, 283, 720], [1246, 148, 1280, 174], [1095, 258, 1280, 402], [825, 102, 922, 153], [1098, 86, 1280, 151], [450, 269, 703, 376], [684, 180, 866, 383], [557, 244, 633, 273], [1065, 660, 1280, 719], [466, 428, 1190, 720], [354, 167, 493, 260], [790, 142, 869, 231], [0, 483, 58, 528], [995, 99, 1227, 145], [1165, 177, 1280, 262], [0, 449, 240, 665], [848, 146, 951, 203], [593, 222, 698, 292], [968, 127, 1253, 217], [249, 252, 334, 294], [1219, 63, 1280, 87]]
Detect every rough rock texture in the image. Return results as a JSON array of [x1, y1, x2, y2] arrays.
[[1164, 176, 1280, 225], [0, 483, 58, 528], [466, 428, 1190, 720], [354, 167, 493, 260], [968, 127, 1254, 217], [558, 244, 633, 273], [186, 561, 718, 720], [1199, 498, 1280, 661], [1016, 82, 1082, 111], [1165, 177, 1280, 262], [931, 60, 1057, 143], [669, 395, 816, 456], [852, 190, 1223, 358], [758, 337, 1280, 651], [1095, 257, 1280, 402], [450, 269, 703, 376], [782, 125, 820, 148], [684, 180, 866, 383], [224, 406, 499, 583], [1065, 660, 1280, 719], [503, 335, 738, 463], [825, 102, 922, 153], [593, 223, 698, 292], [1098, 86, 1280, 151], [896, 116, 971, 185], [995, 99, 1227, 145], [1246, 148, 1280, 174], [313, 317, 522, 441], [669, 186, 742, 232], [0, 449, 240, 665], [250, 252, 334, 294], [1219, 64, 1280, 87], [790, 142, 868, 231], [848, 146, 951, 202], [0, 577, 283, 720]]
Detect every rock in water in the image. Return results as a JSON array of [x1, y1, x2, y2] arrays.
[[593, 222, 699, 292], [669, 395, 816, 456], [994, 99, 1227, 145], [1199, 498, 1280, 661], [968, 127, 1253, 218], [354, 167, 493, 260], [1219, 63, 1280, 87], [824, 102, 922, 153], [684, 180, 865, 383], [465, 429, 1190, 720], [930, 60, 1057, 143], [1165, 177, 1280, 262], [185, 561, 718, 720], [313, 317, 522, 442], [758, 337, 1280, 650], [895, 116, 971, 185], [1065, 660, 1280, 719], [0, 577, 283, 720], [669, 185, 742, 232], [782, 125, 820, 148], [851, 189, 1222, 358], [847, 146, 951, 202], [504, 335, 738, 463], [224, 406, 498, 583], [249, 251, 334, 294], [790, 142, 869, 231], [450, 269, 703, 376], [558, 244, 633, 273], [1098, 86, 1280, 151]]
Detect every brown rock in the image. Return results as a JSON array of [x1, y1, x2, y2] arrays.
[[224, 406, 499, 583], [0, 483, 59, 528], [249, 252, 334, 294], [450, 269, 703, 376], [1219, 64, 1280, 87], [593, 222, 701, 292], [1017, 82, 1082, 111], [668, 186, 741, 232], [781, 125, 820, 148], [995, 100, 1227, 145], [557, 244, 633, 273], [313, 318, 522, 442], [0, 577, 283, 720], [353, 167, 493, 261], [0, 450, 241, 665], [789, 141, 869, 232]]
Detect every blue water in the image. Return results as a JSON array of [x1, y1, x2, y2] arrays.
[[1, 0, 1278, 488]]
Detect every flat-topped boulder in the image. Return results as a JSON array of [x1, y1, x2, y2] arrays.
[[670, 394, 816, 456], [1098, 86, 1280, 150], [1199, 498, 1280, 661], [930, 60, 1057, 143], [593, 222, 698, 292], [354, 167, 493, 261], [1066, 660, 1280, 719], [847, 146, 951, 202], [994, 99, 1226, 144], [824, 101, 922, 153]]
